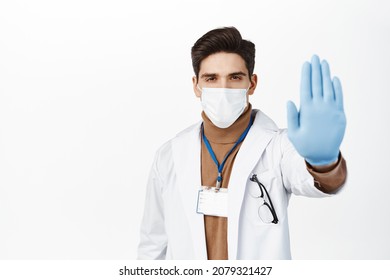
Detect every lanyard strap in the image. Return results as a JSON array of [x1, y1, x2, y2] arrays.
[[202, 116, 253, 190]]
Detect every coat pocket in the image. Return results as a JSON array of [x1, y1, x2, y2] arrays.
[[243, 169, 287, 226]]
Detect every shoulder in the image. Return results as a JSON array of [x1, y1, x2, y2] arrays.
[[251, 109, 279, 131], [251, 109, 285, 138], [156, 121, 201, 154], [175, 121, 202, 138], [153, 121, 201, 172], [251, 109, 293, 151]]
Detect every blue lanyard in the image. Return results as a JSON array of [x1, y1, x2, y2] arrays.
[[202, 116, 253, 190]]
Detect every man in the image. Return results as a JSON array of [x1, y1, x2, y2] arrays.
[[137, 27, 347, 260]]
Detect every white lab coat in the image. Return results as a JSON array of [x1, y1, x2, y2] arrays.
[[137, 109, 336, 260]]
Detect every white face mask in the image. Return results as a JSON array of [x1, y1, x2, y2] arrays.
[[198, 85, 249, 128]]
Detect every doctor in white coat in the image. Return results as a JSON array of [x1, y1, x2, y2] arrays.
[[137, 27, 347, 260]]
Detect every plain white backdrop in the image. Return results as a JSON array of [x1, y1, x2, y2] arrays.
[[0, 0, 389, 259]]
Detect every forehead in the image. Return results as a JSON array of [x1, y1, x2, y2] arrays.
[[199, 52, 247, 76]]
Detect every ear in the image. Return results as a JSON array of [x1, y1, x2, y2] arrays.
[[192, 76, 201, 98], [248, 74, 258, 96]]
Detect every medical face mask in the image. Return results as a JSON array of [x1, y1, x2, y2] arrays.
[[199, 85, 249, 129]]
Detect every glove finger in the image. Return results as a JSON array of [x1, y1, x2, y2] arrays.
[[300, 61, 312, 104], [311, 55, 323, 100], [333, 77, 344, 110], [321, 60, 335, 102], [287, 101, 299, 134]]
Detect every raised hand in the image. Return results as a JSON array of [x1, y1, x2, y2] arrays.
[[287, 55, 346, 166]]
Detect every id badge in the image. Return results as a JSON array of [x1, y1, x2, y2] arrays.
[[196, 187, 228, 217]]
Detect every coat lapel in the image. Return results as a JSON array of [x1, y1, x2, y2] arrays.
[[227, 110, 278, 259], [171, 122, 208, 259]]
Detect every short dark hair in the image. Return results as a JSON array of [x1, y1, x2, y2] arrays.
[[191, 26, 255, 79]]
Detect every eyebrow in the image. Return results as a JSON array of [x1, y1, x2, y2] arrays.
[[200, 71, 247, 78], [228, 71, 247, 77], [200, 73, 218, 79]]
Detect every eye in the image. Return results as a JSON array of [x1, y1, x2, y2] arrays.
[[205, 77, 216, 82], [231, 75, 242, 80]]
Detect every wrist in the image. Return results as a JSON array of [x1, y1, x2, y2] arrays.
[[305, 152, 340, 169]]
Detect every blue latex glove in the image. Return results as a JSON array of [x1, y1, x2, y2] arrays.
[[287, 55, 346, 166]]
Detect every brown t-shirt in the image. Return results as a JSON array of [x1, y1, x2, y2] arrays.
[[201, 103, 347, 260]]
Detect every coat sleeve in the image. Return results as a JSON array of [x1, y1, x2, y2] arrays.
[[305, 154, 347, 193], [279, 130, 337, 197], [137, 146, 168, 260]]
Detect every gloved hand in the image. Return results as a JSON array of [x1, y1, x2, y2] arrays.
[[287, 55, 346, 166]]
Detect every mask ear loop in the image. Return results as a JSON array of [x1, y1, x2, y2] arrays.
[[197, 84, 203, 99], [244, 82, 252, 105], [246, 80, 253, 93]]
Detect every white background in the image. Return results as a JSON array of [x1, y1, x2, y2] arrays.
[[0, 0, 389, 259]]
